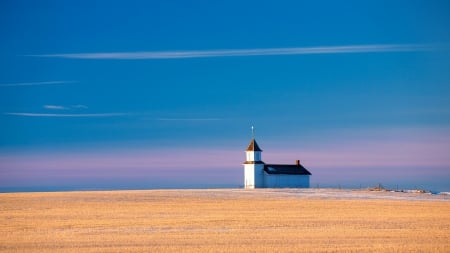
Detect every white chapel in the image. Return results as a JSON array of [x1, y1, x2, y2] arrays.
[[243, 136, 311, 189]]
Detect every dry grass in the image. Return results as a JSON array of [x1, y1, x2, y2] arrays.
[[0, 189, 449, 252]]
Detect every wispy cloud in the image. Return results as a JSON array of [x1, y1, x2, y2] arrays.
[[72, 104, 88, 109], [28, 44, 436, 60], [157, 118, 222, 121], [43, 105, 67, 110], [4, 111, 221, 120], [0, 81, 76, 87], [43, 104, 89, 110], [4, 112, 127, 117]]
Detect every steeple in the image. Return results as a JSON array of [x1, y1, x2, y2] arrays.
[[244, 126, 263, 163], [246, 138, 262, 151], [243, 126, 264, 188], [246, 126, 262, 151]]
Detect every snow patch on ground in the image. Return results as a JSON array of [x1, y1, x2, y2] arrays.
[[173, 188, 450, 202]]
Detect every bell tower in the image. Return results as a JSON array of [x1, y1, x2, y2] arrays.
[[243, 127, 265, 188]]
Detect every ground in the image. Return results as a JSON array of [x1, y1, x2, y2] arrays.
[[0, 189, 449, 252]]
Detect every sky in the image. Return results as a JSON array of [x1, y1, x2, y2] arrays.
[[1, 0, 450, 192]]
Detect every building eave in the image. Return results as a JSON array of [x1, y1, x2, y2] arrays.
[[243, 161, 265, 165]]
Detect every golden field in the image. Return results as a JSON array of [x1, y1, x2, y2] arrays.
[[0, 189, 449, 252]]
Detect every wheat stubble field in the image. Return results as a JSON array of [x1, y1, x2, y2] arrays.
[[0, 189, 449, 252]]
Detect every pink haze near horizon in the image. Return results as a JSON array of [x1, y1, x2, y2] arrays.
[[1, 132, 449, 191]]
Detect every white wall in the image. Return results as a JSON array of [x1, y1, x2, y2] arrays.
[[246, 151, 261, 162], [244, 165, 255, 188], [254, 164, 264, 188], [264, 174, 310, 188], [244, 164, 265, 189]]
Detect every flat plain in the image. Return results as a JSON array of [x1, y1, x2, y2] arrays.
[[0, 189, 449, 252]]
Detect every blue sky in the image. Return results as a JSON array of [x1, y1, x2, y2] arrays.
[[1, 0, 450, 191]]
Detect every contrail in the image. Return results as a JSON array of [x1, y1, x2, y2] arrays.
[[28, 44, 436, 60], [157, 118, 222, 121], [0, 81, 77, 87], [4, 112, 127, 117]]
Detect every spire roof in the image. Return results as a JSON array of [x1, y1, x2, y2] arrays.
[[246, 138, 262, 151]]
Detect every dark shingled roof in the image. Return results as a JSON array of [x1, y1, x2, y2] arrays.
[[264, 164, 312, 175], [246, 139, 262, 151]]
